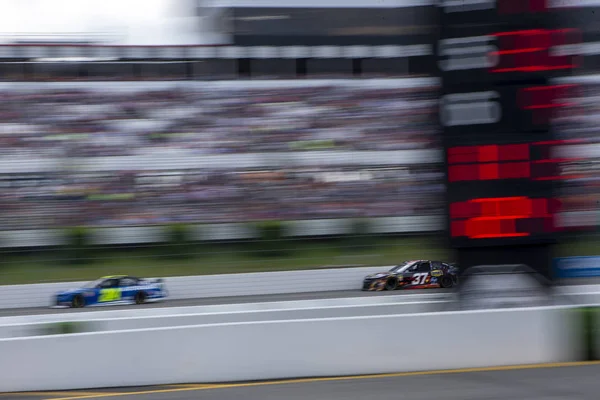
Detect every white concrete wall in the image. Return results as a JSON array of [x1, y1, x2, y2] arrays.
[[0, 307, 578, 392]]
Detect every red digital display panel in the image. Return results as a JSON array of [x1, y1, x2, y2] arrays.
[[447, 142, 577, 183], [450, 196, 556, 239], [438, 0, 584, 250], [490, 29, 581, 74], [446, 138, 583, 244]]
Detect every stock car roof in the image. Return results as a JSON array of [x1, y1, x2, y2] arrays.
[[403, 260, 449, 265], [103, 275, 144, 280], [101, 275, 125, 279]]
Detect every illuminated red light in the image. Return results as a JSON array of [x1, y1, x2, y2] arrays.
[[447, 146, 480, 164], [480, 163, 499, 180], [448, 144, 533, 182], [499, 144, 530, 161], [517, 84, 578, 125], [450, 197, 554, 239], [518, 84, 577, 109], [497, 0, 548, 14], [489, 29, 580, 74], [449, 162, 531, 181], [503, 162, 531, 179], [447, 144, 529, 165], [447, 142, 572, 182]]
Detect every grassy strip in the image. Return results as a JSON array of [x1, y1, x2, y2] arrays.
[[0, 234, 598, 285]]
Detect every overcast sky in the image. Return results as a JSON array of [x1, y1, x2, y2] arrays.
[[0, 0, 226, 45]]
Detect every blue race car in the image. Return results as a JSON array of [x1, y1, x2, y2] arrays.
[[53, 275, 168, 308]]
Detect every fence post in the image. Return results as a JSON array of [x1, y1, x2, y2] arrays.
[[581, 307, 598, 361]]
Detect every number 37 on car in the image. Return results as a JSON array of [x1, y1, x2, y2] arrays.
[[362, 260, 459, 291]]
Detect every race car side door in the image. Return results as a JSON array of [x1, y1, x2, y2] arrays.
[[118, 276, 139, 302], [405, 261, 432, 287], [96, 278, 123, 304]]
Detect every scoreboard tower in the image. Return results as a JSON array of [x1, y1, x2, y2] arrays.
[[436, 0, 582, 281]]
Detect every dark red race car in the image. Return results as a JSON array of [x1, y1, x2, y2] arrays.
[[362, 260, 459, 291]]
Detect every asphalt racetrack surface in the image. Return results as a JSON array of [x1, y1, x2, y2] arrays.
[[0, 289, 452, 317], [5, 362, 600, 400]]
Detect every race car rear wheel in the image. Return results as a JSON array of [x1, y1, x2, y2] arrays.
[[135, 291, 147, 305], [440, 276, 454, 288], [71, 295, 84, 308], [385, 278, 398, 291]]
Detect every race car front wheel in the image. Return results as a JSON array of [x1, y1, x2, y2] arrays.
[[385, 278, 398, 291]]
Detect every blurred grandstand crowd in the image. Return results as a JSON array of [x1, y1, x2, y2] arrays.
[[0, 81, 443, 229], [0, 82, 439, 157], [0, 77, 597, 229]]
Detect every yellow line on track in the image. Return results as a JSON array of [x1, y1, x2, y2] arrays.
[[45, 386, 224, 400], [19, 360, 600, 400], [161, 384, 217, 389], [0, 392, 116, 398]]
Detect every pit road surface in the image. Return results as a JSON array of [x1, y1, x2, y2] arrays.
[[5, 362, 600, 400], [0, 289, 453, 317]]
